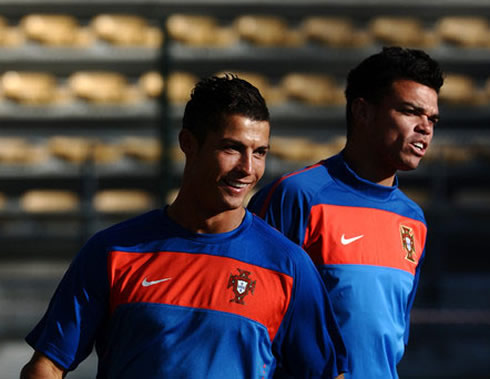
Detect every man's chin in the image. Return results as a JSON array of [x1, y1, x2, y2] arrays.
[[398, 158, 424, 171], [398, 165, 417, 172], [219, 195, 247, 212]]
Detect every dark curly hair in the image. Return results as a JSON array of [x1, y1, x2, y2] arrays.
[[182, 74, 270, 145], [345, 46, 444, 134]]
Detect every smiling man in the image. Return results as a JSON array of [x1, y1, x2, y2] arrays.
[[248, 47, 444, 379], [21, 75, 347, 379]]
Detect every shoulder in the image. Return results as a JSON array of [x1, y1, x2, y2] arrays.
[[252, 160, 333, 207], [249, 214, 314, 266], [273, 160, 331, 192], [89, 209, 164, 249], [393, 188, 426, 222], [250, 213, 290, 241]]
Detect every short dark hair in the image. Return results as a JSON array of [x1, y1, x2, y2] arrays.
[[345, 46, 444, 132], [182, 74, 270, 144]]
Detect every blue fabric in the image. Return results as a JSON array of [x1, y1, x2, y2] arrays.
[[248, 152, 426, 379], [26, 209, 347, 378]]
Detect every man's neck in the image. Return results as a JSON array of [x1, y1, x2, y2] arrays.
[[167, 198, 246, 234], [343, 146, 396, 187]]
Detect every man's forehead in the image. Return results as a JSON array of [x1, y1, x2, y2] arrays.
[[388, 79, 437, 99], [207, 115, 269, 139]]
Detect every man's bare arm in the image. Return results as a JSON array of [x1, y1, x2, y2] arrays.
[[20, 351, 66, 379]]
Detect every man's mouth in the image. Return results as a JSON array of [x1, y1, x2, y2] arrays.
[[223, 178, 250, 189], [411, 141, 427, 154]]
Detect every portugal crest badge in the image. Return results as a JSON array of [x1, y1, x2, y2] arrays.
[[400, 225, 416, 263], [228, 268, 256, 305]]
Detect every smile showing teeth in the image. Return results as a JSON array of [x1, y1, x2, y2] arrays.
[[225, 179, 248, 189], [413, 142, 424, 150]]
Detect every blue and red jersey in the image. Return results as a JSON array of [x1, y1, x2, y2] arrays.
[[26, 208, 347, 378], [248, 153, 427, 379]]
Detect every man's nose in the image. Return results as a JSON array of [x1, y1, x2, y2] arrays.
[[416, 115, 433, 135], [237, 152, 253, 174]]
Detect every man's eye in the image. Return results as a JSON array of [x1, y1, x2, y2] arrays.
[[255, 149, 268, 157], [429, 116, 439, 125], [224, 145, 239, 152]]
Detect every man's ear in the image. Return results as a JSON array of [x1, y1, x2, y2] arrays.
[[351, 98, 371, 124], [179, 129, 198, 156]]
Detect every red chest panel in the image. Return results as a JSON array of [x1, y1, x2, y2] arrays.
[[108, 251, 293, 340], [303, 204, 426, 275]]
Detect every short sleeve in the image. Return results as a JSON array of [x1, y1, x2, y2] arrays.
[[25, 234, 110, 370]]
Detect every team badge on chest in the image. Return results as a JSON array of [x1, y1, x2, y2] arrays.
[[400, 225, 417, 263], [228, 268, 256, 305]]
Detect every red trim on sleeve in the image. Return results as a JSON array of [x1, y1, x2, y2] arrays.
[[257, 162, 324, 218]]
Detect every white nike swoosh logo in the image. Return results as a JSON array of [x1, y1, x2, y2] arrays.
[[341, 234, 364, 245], [142, 277, 172, 287]]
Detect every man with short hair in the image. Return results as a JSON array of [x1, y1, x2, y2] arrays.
[[21, 75, 347, 379], [249, 47, 444, 378]]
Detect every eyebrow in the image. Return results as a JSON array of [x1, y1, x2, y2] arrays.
[[221, 138, 270, 150], [404, 103, 440, 123]]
